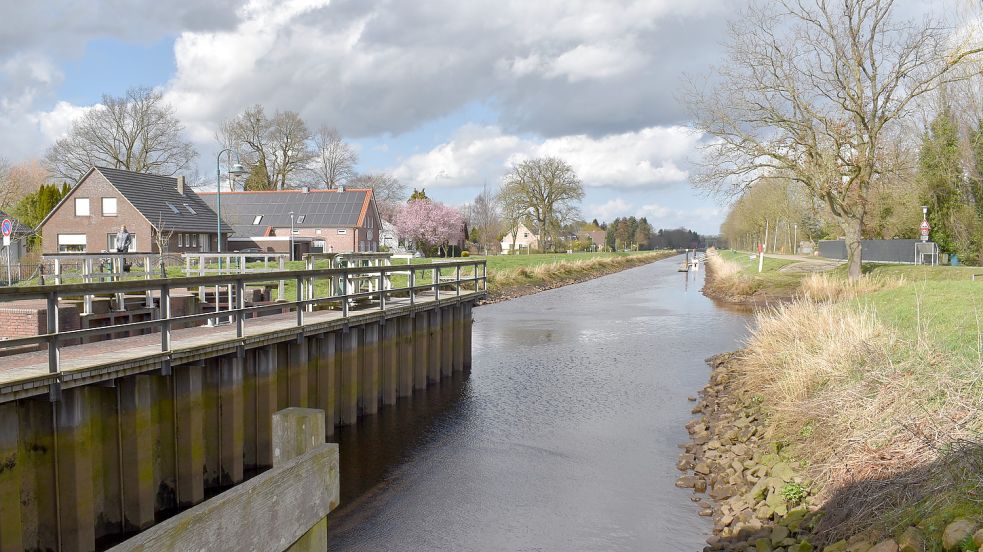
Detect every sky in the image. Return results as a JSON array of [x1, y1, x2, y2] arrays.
[[0, 0, 955, 234]]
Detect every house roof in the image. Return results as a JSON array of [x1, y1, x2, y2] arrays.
[[0, 210, 28, 235], [94, 167, 229, 233], [198, 189, 376, 234]]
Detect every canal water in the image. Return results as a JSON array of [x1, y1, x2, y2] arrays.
[[329, 256, 749, 551]]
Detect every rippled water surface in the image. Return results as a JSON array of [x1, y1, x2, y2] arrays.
[[329, 256, 749, 551]]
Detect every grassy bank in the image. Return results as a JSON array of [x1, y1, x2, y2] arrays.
[[689, 249, 983, 549]]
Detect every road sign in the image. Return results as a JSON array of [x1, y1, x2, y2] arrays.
[[919, 219, 930, 243], [1, 219, 11, 237]]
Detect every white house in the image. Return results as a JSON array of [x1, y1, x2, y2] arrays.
[[380, 220, 402, 252], [501, 223, 540, 253]]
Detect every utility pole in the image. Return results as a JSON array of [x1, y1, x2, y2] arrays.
[[758, 219, 769, 273]]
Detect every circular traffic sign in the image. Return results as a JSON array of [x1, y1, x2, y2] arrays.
[[1, 219, 11, 237]]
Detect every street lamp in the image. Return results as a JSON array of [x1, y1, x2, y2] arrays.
[[289, 211, 295, 262], [793, 224, 798, 255], [216, 149, 248, 254]]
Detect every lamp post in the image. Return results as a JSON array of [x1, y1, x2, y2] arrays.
[[289, 211, 295, 262], [215, 149, 248, 254], [793, 224, 798, 255]]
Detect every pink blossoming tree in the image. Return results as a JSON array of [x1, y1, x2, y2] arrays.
[[395, 199, 465, 257]]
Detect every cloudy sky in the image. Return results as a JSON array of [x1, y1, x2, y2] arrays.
[[0, 0, 955, 233]]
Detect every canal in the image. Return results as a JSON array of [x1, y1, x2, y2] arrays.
[[329, 256, 749, 551]]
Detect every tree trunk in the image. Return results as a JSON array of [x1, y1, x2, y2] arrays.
[[841, 218, 863, 281]]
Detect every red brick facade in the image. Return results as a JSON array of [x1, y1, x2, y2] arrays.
[[41, 170, 224, 254]]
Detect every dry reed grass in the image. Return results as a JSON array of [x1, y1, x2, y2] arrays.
[[732, 299, 983, 537], [800, 272, 905, 303], [704, 248, 758, 297]]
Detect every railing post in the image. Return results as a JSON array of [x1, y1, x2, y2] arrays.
[[483, 262, 488, 291], [46, 291, 59, 374], [296, 277, 304, 326], [409, 268, 415, 306], [434, 266, 440, 301], [161, 283, 171, 352], [379, 271, 386, 311], [145, 256, 153, 307], [236, 278, 245, 338], [341, 271, 349, 317], [456, 264, 461, 296], [278, 256, 286, 301]]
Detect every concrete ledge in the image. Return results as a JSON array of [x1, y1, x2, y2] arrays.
[[108, 442, 339, 552]]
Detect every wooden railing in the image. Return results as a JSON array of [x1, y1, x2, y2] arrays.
[[0, 259, 487, 374]]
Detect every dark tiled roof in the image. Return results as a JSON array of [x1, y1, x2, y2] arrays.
[[95, 167, 230, 233], [199, 190, 370, 233], [0, 210, 28, 235]]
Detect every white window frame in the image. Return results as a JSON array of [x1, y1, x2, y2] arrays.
[[75, 198, 90, 216], [252, 215, 263, 225], [337, 228, 347, 235], [101, 197, 117, 216]]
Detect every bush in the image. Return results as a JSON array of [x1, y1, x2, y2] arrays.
[[461, 250, 470, 257]]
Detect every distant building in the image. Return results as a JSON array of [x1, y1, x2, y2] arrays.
[[501, 223, 540, 253], [577, 230, 607, 251], [199, 187, 382, 256], [39, 166, 229, 254], [0, 210, 30, 266]]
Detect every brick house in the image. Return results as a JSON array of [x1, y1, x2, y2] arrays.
[[199, 187, 382, 256], [39, 167, 230, 254], [577, 230, 608, 251]]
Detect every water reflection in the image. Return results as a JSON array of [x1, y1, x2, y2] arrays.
[[329, 255, 749, 551]]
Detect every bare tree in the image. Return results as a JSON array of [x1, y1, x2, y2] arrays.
[[350, 173, 408, 220], [500, 157, 584, 252], [497, 181, 528, 253], [220, 105, 313, 190], [472, 183, 502, 254], [312, 125, 358, 188], [687, 0, 982, 279], [0, 158, 12, 210], [46, 87, 197, 182]]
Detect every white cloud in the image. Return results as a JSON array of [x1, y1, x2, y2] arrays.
[[391, 124, 701, 190], [34, 101, 97, 142]]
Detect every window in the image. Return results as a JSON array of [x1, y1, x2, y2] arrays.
[[58, 234, 87, 252], [75, 198, 90, 216], [106, 233, 138, 252], [184, 204, 197, 215], [178, 233, 185, 247], [315, 229, 322, 235], [101, 197, 117, 216], [296, 215, 306, 224], [166, 202, 180, 214], [337, 229, 347, 235], [252, 215, 263, 225], [359, 240, 365, 251]]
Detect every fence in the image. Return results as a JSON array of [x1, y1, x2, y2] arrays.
[[0, 259, 487, 374], [818, 239, 933, 264]]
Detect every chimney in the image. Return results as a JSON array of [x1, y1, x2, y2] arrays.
[[177, 175, 186, 195], [338, 184, 345, 192], [302, 185, 310, 193]]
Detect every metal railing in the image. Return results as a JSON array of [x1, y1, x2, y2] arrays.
[[0, 259, 487, 374]]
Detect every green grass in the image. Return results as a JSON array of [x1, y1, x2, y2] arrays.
[[717, 249, 805, 293], [857, 280, 983, 364]]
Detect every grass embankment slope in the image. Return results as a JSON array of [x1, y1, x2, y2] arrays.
[[689, 249, 983, 550]]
